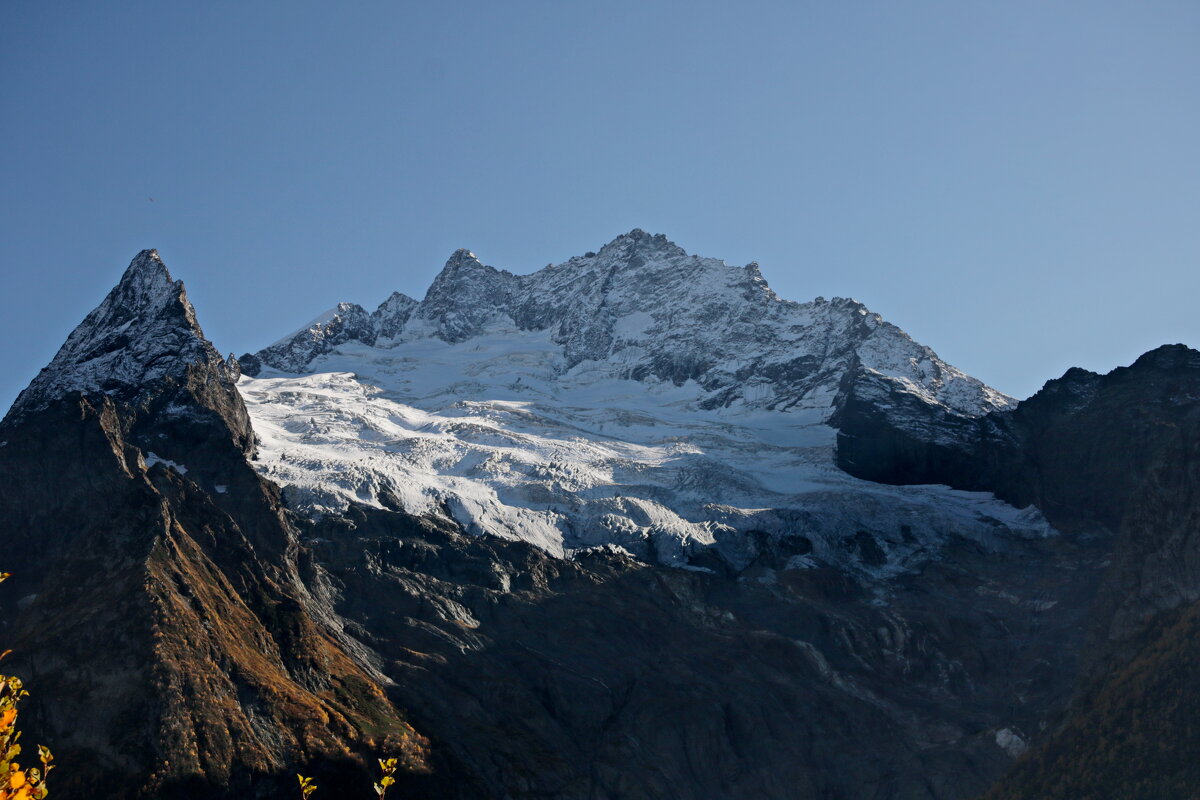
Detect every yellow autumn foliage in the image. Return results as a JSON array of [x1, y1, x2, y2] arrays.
[[298, 754, 403, 799], [0, 573, 53, 800]]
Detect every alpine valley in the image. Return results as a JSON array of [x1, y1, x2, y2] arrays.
[[1, 230, 1196, 799]]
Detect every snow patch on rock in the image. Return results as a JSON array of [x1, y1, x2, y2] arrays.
[[6, 250, 222, 418]]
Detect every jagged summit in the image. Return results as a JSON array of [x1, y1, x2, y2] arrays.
[[246, 230, 1009, 420], [235, 231, 1030, 565], [5, 249, 223, 420], [594, 228, 687, 260], [124, 246, 169, 280]]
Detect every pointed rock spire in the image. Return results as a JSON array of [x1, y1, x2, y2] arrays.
[[5, 249, 221, 419], [372, 291, 419, 341], [416, 249, 517, 343]]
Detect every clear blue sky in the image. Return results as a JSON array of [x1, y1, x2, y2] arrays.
[[2, 1, 1197, 409]]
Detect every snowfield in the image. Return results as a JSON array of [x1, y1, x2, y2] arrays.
[[239, 230, 1047, 575]]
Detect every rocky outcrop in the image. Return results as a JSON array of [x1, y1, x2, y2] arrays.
[[837, 344, 1200, 536], [301, 502, 1105, 800], [0, 252, 427, 798], [837, 343, 1200, 798]]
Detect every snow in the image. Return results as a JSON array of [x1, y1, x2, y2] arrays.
[[144, 452, 188, 475], [995, 728, 1028, 758], [251, 230, 1014, 418], [235, 230, 1045, 574], [6, 249, 222, 419]]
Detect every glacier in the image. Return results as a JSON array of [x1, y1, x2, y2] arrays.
[[238, 230, 1049, 574]]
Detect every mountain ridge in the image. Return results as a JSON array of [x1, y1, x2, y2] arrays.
[[229, 230, 1035, 569], [243, 229, 1011, 419], [6, 249, 232, 422], [2, 242, 1196, 799]]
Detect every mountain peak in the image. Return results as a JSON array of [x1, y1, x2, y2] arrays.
[[446, 247, 481, 266], [5, 250, 220, 420], [110, 247, 182, 311], [596, 228, 687, 261], [248, 231, 1009, 420], [415, 249, 517, 342], [125, 247, 167, 276], [1129, 343, 1200, 372]]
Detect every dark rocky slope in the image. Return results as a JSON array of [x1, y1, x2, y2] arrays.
[[0, 254, 427, 798], [297, 502, 1107, 800], [0, 369, 1100, 798], [838, 344, 1200, 799]]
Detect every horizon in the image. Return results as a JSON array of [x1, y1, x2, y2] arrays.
[[3, 1, 1198, 409]]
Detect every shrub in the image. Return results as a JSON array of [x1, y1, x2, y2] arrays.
[[298, 756, 400, 799], [0, 572, 54, 800]]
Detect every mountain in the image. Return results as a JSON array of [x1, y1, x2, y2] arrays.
[[246, 230, 1008, 417], [0, 252, 428, 798], [8, 250, 229, 418], [840, 343, 1200, 799], [0, 235, 1196, 799], [236, 229, 1029, 570]]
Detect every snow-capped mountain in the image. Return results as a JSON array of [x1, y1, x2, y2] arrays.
[[238, 230, 1044, 570], [248, 230, 1010, 417], [8, 249, 234, 419], [5, 242, 1196, 799]]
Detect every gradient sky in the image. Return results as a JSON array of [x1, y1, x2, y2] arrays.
[[2, 1, 1198, 410]]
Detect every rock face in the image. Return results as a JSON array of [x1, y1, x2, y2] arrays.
[[838, 343, 1200, 799], [0, 252, 427, 799], [300, 503, 1103, 800]]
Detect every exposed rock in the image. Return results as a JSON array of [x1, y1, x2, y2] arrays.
[[301, 502, 1104, 800], [837, 343, 1200, 799], [0, 252, 427, 798], [250, 230, 1011, 418]]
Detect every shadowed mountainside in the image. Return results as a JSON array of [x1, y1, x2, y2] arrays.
[[838, 344, 1200, 799]]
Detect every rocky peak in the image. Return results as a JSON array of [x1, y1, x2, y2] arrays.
[[595, 228, 688, 262], [245, 302, 374, 375], [1129, 342, 1200, 371], [248, 231, 1009, 419], [371, 291, 419, 341], [415, 249, 517, 342], [6, 249, 221, 420], [425, 249, 514, 293]]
